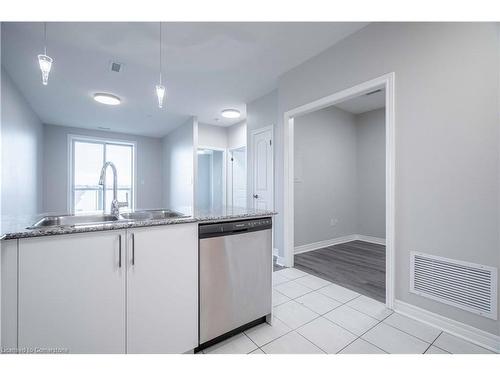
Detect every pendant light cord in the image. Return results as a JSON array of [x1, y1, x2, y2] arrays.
[[43, 22, 47, 55], [159, 22, 162, 85]]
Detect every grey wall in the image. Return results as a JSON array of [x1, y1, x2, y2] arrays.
[[43, 124, 164, 212], [273, 23, 499, 334], [162, 118, 195, 210], [1, 67, 43, 217], [294, 106, 358, 247], [356, 109, 386, 238]]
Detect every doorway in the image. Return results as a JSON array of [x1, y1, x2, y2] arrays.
[[282, 73, 395, 308], [196, 148, 226, 210]]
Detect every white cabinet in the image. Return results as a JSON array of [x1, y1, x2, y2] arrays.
[[12, 223, 198, 354], [18, 231, 126, 353], [126, 224, 198, 353]]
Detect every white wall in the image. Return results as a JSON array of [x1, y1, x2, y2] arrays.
[[1, 67, 44, 217], [356, 108, 386, 238], [196, 121, 247, 209], [198, 121, 247, 150], [227, 121, 247, 149], [43, 124, 164, 212], [197, 123, 227, 149], [162, 118, 195, 210], [273, 23, 499, 335], [196, 153, 212, 210], [294, 106, 358, 247]]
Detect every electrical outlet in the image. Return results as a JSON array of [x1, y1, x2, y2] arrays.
[[330, 218, 338, 227]]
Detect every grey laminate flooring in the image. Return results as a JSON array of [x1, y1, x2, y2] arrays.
[[294, 240, 386, 302]]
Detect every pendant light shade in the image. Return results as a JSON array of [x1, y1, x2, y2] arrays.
[[38, 54, 53, 85], [38, 23, 53, 86], [156, 84, 166, 109], [156, 22, 166, 109]]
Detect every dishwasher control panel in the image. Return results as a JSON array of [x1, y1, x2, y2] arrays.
[[199, 217, 272, 238]]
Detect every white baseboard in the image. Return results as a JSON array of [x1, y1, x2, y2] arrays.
[[394, 300, 500, 353], [355, 234, 386, 246], [273, 248, 286, 266], [294, 234, 358, 254], [294, 234, 386, 254]]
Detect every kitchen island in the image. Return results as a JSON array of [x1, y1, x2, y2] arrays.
[[1, 206, 275, 354]]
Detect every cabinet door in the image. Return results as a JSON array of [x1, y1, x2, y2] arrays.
[[127, 224, 198, 353], [18, 231, 126, 354]]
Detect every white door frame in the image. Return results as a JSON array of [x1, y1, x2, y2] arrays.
[[249, 125, 274, 210], [282, 72, 396, 309]]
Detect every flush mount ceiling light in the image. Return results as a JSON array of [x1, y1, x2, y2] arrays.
[[221, 109, 241, 119], [93, 93, 121, 106], [38, 22, 53, 86], [155, 22, 166, 109]]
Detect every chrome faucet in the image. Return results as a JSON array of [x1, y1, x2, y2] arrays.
[[98, 161, 128, 218]]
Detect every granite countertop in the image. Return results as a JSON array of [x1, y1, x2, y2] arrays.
[[0, 206, 276, 240]]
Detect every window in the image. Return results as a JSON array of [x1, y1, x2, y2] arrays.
[[70, 135, 135, 213]]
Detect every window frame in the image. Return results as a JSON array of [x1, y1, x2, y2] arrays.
[[67, 134, 137, 214]]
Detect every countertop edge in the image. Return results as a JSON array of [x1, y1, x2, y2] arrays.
[[1, 212, 277, 241]]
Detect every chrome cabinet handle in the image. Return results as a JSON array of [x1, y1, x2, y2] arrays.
[[131, 233, 135, 266], [118, 234, 122, 268]]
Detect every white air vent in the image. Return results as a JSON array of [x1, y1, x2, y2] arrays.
[[410, 252, 497, 319]]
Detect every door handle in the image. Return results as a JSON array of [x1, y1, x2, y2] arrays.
[[131, 233, 135, 266], [118, 234, 122, 268], [253, 194, 259, 199]]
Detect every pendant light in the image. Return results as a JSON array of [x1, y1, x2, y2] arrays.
[[38, 22, 53, 86], [155, 22, 166, 109]]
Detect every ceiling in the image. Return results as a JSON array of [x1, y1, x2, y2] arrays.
[[1, 22, 367, 137], [334, 88, 385, 114]]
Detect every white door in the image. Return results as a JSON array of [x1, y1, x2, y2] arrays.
[[252, 127, 273, 210], [18, 231, 126, 353], [127, 224, 198, 353], [229, 147, 247, 208]]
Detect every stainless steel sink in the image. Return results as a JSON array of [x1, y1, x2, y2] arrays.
[[121, 209, 186, 220], [147, 209, 186, 219], [119, 212, 153, 221], [28, 214, 120, 229], [28, 209, 187, 229]]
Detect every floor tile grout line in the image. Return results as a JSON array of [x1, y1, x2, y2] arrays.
[[382, 317, 443, 347], [250, 316, 294, 351], [423, 331, 444, 354], [334, 335, 368, 354], [242, 331, 260, 351], [268, 268, 449, 354], [358, 312, 442, 354], [293, 329, 329, 354], [274, 269, 401, 353], [274, 267, 491, 354]]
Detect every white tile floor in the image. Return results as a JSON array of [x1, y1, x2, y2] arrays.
[[201, 268, 496, 354]]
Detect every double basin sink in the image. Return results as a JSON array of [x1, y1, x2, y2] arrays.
[[28, 209, 187, 229]]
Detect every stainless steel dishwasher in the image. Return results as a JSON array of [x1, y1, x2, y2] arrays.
[[198, 217, 272, 347]]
